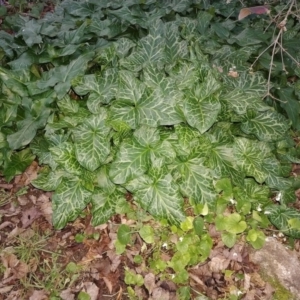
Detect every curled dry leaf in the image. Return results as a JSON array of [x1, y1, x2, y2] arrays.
[[227, 70, 239, 78], [36, 194, 53, 224], [1, 252, 29, 284], [238, 6, 270, 21], [103, 276, 113, 294], [19, 161, 39, 186], [0, 221, 14, 230]]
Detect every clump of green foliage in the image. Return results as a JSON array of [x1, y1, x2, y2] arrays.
[[0, 0, 300, 242]]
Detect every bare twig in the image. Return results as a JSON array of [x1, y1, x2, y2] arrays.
[[251, 0, 299, 102]]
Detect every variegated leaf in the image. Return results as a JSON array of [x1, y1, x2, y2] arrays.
[[126, 172, 185, 225], [72, 112, 111, 172], [91, 189, 124, 226], [120, 19, 165, 72], [52, 178, 92, 229], [241, 110, 290, 141], [175, 157, 216, 205], [50, 142, 83, 175], [233, 138, 269, 183]]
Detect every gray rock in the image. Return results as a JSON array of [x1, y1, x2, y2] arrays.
[[249, 237, 300, 299]]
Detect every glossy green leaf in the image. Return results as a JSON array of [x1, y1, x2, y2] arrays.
[[117, 224, 131, 245], [221, 232, 236, 248], [223, 213, 247, 234], [32, 170, 64, 191], [50, 142, 83, 175], [139, 225, 155, 243], [120, 19, 165, 72], [7, 109, 51, 150], [109, 139, 149, 184], [73, 69, 118, 110], [37, 52, 94, 99], [2, 149, 35, 182], [278, 88, 300, 130]]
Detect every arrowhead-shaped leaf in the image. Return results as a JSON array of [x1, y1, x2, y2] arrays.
[[234, 138, 270, 183], [241, 110, 290, 141], [73, 112, 111, 172], [120, 20, 165, 72], [52, 178, 92, 229], [50, 142, 83, 175], [183, 78, 221, 134], [91, 189, 123, 226], [126, 172, 185, 225]]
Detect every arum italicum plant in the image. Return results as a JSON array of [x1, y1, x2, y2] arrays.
[[0, 0, 299, 244]]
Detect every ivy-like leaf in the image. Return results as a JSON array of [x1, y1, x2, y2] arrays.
[[7, 109, 50, 150], [120, 19, 165, 72], [37, 52, 94, 99], [241, 110, 290, 141], [73, 112, 111, 172], [234, 138, 269, 183], [32, 169, 64, 191], [2, 148, 35, 182], [266, 205, 300, 238], [174, 157, 216, 205], [126, 172, 185, 225], [72, 69, 118, 111], [183, 78, 221, 134], [109, 139, 149, 184], [52, 178, 92, 229], [50, 142, 83, 175], [109, 126, 176, 184], [91, 189, 123, 226]]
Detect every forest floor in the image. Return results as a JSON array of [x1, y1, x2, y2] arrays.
[[1, 162, 300, 300]]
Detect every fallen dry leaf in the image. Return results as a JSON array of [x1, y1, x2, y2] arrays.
[[209, 256, 230, 272], [0, 285, 14, 294], [60, 288, 75, 300], [79, 282, 99, 300], [144, 273, 156, 295], [103, 276, 113, 293], [107, 250, 121, 272], [21, 207, 41, 228], [150, 287, 170, 300], [263, 282, 275, 299], [36, 194, 53, 224], [244, 273, 251, 291], [29, 290, 48, 300], [243, 289, 256, 300], [0, 221, 14, 230], [1, 252, 29, 284], [18, 161, 39, 186]]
